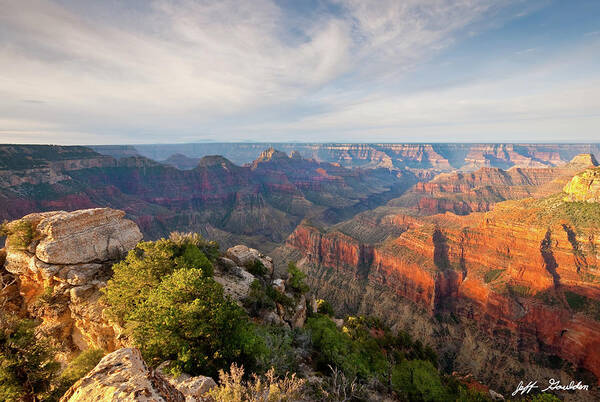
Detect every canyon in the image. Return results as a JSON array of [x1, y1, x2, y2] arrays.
[[2, 144, 600, 399], [0, 145, 414, 251], [93, 143, 600, 171], [275, 165, 600, 396]]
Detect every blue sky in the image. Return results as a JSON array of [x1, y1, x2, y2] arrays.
[[0, 0, 599, 144]]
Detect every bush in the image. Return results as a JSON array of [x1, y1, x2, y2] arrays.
[[287, 262, 309, 295], [206, 363, 305, 402], [247, 260, 268, 277], [391, 359, 447, 401], [0, 313, 60, 401], [316, 299, 335, 316], [168, 232, 220, 261], [129, 268, 261, 377], [54, 349, 105, 396], [1, 220, 34, 250], [244, 280, 276, 316], [103, 238, 214, 324]]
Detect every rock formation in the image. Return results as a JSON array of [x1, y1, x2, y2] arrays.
[[2, 208, 142, 354], [392, 154, 599, 215], [563, 167, 600, 203], [278, 186, 600, 391], [0, 145, 413, 252], [60, 348, 188, 402]]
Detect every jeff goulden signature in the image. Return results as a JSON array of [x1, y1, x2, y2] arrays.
[[512, 379, 589, 396]]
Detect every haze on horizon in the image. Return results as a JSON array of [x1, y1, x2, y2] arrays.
[[1, 0, 599, 145]]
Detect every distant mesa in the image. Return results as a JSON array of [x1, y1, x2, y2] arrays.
[[195, 154, 236, 168], [161, 153, 202, 170]]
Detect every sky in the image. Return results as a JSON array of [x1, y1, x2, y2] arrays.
[[1, 0, 599, 144]]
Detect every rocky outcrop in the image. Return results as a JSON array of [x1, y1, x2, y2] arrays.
[[60, 348, 186, 402], [563, 167, 600, 203], [214, 247, 310, 329], [226, 245, 274, 275], [2, 208, 142, 354], [157, 362, 216, 401]]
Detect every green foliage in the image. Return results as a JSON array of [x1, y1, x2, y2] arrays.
[[483, 269, 504, 284], [316, 299, 335, 316], [306, 315, 370, 379], [32, 285, 55, 310], [564, 290, 600, 319], [532, 194, 600, 228], [565, 290, 587, 310], [129, 268, 260, 377], [391, 359, 447, 401], [265, 285, 295, 309], [507, 283, 530, 297], [251, 325, 298, 376], [54, 349, 105, 397], [244, 280, 276, 316], [287, 262, 309, 295], [168, 231, 220, 261], [0, 313, 60, 402], [1, 220, 34, 250], [247, 260, 268, 277], [103, 237, 214, 324], [305, 314, 459, 400]]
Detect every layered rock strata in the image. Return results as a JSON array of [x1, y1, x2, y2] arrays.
[[2, 208, 142, 353]]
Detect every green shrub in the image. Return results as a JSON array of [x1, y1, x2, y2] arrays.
[[129, 268, 261, 377], [247, 260, 268, 277], [2, 220, 34, 250], [0, 313, 60, 401], [316, 299, 335, 316], [54, 349, 105, 396], [565, 290, 587, 311], [244, 280, 276, 316], [265, 285, 295, 309], [102, 237, 214, 324], [483, 269, 504, 283], [391, 359, 447, 401], [287, 263, 309, 295]]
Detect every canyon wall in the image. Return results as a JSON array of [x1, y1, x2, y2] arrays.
[[108, 143, 600, 170], [277, 188, 600, 393]]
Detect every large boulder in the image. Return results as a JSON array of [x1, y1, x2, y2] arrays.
[[226, 245, 274, 275], [157, 362, 216, 401], [60, 348, 184, 402], [34, 208, 142, 265], [2, 208, 142, 354]]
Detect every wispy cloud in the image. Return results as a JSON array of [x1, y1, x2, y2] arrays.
[[0, 0, 598, 143]]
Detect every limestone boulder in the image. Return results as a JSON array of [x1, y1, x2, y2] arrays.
[[226, 245, 274, 275], [213, 267, 255, 303], [60, 348, 184, 402], [35, 208, 142, 265], [157, 362, 216, 401]]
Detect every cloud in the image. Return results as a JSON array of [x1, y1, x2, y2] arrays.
[[0, 0, 597, 143]]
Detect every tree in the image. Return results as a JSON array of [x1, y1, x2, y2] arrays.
[[0, 313, 59, 401], [103, 238, 213, 324], [287, 262, 309, 294], [129, 268, 262, 377]]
